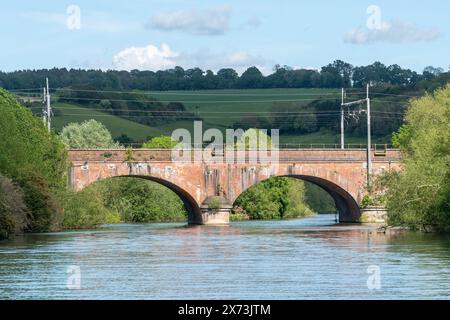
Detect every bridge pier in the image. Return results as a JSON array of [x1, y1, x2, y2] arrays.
[[191, 197, 231, 225], [359, 206, 388, 224]]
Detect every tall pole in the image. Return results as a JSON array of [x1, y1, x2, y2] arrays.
[[341, 88, 345, 149], [366, 83, 372, 190], [46, 78, 51, 132], [42, 86, 47, 126]]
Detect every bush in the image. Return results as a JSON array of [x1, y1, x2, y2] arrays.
[[230, 207, 250, 221], [234, 177, 315, 220], [142, 136, 178, 149], [0, 89, 67, 235], [361, 195, 375, 208], [385, 84, 450, 230], [0, 174, 28, 239], [97, 178, 187, 223], [209, 197, 221, 210], [61, 188, 121, 229], [18, 170, 61, 232]]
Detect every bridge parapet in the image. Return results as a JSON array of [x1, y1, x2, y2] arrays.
[[68, 149, 401, 163]]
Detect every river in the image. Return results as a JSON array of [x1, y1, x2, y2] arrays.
[[1, 214, 450, 300]]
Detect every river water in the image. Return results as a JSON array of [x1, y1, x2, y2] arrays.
[[1, 214, 450, 300]]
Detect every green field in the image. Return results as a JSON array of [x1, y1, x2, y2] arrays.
[[52, 103, 163, 141], [146, 88, 340, 129], [51, 88, 393, 145]]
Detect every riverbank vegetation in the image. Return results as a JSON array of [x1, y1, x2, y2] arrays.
[[60, 178, 187, 229], [0, 88, 67, 238], [382, 84, 450, 231], [233, 177, 315, 220]]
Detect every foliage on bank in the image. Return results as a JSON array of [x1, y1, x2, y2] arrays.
[[96, 178, 187, 223], [233, 177, 315, 220], [0, 89, 67, 239], [60, 188, 121, 229], [384, 84, 450, 231], [0, 174, 28, 239]]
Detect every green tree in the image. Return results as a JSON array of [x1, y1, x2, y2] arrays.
[[238, 67, 264, 88], [233, 177, 314, 220], [0, 174, 28, 239], [97, 178, 187, 222], [384, 84, 450, 230], [59, 119, 121, 149], [61, 188, 120, 229], [217, 68, 238, 88], [142, 135, 178, 149], [0, 89, 67, 234]]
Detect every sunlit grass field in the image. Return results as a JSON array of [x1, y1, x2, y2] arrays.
[[51, 88, 392, 145]]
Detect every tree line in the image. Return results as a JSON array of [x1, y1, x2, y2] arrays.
[[0, 61, 447, 91], [379, 84, 450, 231]]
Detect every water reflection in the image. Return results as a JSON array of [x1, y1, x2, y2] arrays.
[[0, 215, 449, 299]]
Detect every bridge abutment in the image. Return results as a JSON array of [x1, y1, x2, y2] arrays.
[[359, 206, 388, 224], [193, 197, 231, 225]]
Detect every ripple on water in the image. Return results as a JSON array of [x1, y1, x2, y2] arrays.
[[1, 214, 450, 299]]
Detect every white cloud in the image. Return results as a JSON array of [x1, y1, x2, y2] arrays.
[[113, 43, 179, 71], [149, 6, 232, 35], [112, 43, 267, 73], [345, 19, 440, 44], [178, 50, 266, 73]]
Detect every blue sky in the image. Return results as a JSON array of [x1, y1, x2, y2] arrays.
[[1, 0, 448, 73]]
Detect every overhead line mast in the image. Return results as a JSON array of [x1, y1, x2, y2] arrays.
[[41, 78, 52, 132], [341, 84, 372, 189]]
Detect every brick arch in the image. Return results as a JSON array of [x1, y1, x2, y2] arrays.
[[75, 175, 202, 224], [230, 174, 360, 222], [288, 175, 359, 222]]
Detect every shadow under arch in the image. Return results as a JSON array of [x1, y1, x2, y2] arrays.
[[108, 175, 202, 224], [286, 175, 360, 223], [233, 175, 360, 223]]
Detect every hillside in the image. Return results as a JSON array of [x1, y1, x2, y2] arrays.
[[34, 87, 402, 145], [52, 103, 163, 142]]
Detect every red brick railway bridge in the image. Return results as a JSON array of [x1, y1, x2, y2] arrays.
[[68, 148, 402, 225]]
